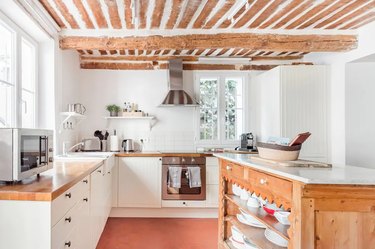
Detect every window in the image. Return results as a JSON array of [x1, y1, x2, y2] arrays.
[[0, 14, 37, 128], [0, 21, 13, 127], [197, 73, 246, 144]]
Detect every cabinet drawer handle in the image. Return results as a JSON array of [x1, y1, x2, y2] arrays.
[[97, 170, 102, 173], [65, 193, 72, 198], [226, 165, 232, 171], [65, 241, 71, 247], [260, 178, 268, 185], [83, 179, 88, 183], [65, 217, 72, 223], [83, 198, 88, 202]]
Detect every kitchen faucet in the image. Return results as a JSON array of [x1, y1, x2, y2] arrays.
[[62, 141, 84, 156]]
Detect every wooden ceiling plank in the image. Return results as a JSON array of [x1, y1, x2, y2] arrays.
[[178, 0, 201, 28], [340, 11, 375, 29], [220, 4, 247, 28], [229, 48, 242, 56], [249, 0, 286, 28], [99, 50, 108, 55], [234, 0, 270, 28], [119, 49, 126, 55], [272, 0, 315, 29], [217, 48, 230, 56], [251, 55, 303, 61], [124, 0, 134, 29], [163, 50, 171, 55], [81, 61, 157, 70], [192, 0, 219, 28], [104, 0, 122, 29], [204, 0, 235, 29], [39, 0, 67, 28], [195, 49, 206, 56], [325, 1, 375, 29], [174, 50, 182, 55], [139, 0, 149, 29], [77, 50, 85, 55], [80, 55, 198, 61], [86, 50, 94, 54], [54, 0, 80, 28], [60, 33, 358, 52], [109, 50, 117, 55], [315, 1, 372, 28], [205, 48, 217, 56], [128, 50, 135, 55], [260, 0, 304, 29], [72, 0, 95, 29], [86, 0, 108, 28], [166, 0, 184, 29], [236, 49, 250, 56], [242, 50, 258, 57], [285, 0, 336, 29], [351, 15, 375, 29], [151, 0, 166, 28], [298, 0, 352, 29]]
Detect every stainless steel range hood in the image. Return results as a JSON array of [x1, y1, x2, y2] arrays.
[[160, 59, 199, 107]]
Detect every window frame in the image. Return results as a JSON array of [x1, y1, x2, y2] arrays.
[[0, 11, 38, 128], [194, 72, 249, 147]]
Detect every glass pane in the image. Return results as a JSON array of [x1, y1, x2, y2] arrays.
[[199, 78, 218, 140], [22, 90, 35, 128], [22, 39, 35, 92], [22, 39, 36, 128], [0, 83, 12, 127], [0, 23, 12, 83], [225, 78, 243, 140], [20, 135, 40, 172]]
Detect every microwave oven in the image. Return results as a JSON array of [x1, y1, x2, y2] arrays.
[[0, 128, 54, 182]]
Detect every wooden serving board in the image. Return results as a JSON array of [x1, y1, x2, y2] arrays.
[[250, 156, 332, 168]]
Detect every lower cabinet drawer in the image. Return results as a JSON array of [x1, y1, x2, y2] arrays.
[[221, 160, 244, 180], [52, 176, 90, 226], [248, 169, 293, 206], [162, 200, 206, 208], [52, 195, 86, 249]]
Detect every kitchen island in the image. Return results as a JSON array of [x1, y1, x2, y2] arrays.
[[215, 153, 375, 249]]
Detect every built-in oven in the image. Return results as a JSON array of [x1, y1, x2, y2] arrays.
[[0, 128, 54, 182], [162, 156, 206, 200]]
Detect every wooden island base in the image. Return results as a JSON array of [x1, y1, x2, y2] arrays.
[[217, 158, 375, 249]]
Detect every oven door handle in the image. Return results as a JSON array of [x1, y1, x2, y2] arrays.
[[39, 136, 48, 166]]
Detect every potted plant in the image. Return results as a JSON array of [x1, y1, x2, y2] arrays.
[[106, 104, 121, 117]]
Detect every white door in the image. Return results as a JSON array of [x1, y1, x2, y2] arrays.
[[118, 157, 162, 208]]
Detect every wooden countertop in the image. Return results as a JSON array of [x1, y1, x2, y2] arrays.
[[116, 152, 214, 157], [0, 160, 103, 201]]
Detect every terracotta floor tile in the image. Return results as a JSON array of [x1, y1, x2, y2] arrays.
[[97, 218, 218, 249]]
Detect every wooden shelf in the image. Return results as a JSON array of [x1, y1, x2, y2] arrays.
[[226, 194, 289, 240], [226, 216, 286, 249], [224, 240, 236, 249]]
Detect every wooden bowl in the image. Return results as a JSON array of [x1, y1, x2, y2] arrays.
[[256, 142, 301, 161]]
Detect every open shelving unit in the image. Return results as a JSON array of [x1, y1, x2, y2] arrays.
[[59, 112, 86, 133], [104, 116, 156, 130]]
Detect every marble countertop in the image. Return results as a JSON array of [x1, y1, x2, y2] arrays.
[[214, 153, 375, 185]]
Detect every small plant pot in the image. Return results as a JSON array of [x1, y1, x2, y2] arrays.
[[109, 111, 118, 117]]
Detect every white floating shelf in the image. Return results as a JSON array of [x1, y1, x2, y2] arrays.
[[60, 112, 86, 119], [104, 116, 155, 120]]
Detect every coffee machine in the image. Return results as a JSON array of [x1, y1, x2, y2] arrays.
[[235, 133, 256, 151]]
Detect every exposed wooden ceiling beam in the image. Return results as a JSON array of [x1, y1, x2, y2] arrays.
[[251, 55, 303, 61], [60, 33, 357, 52], [79, 61, 278, 71]]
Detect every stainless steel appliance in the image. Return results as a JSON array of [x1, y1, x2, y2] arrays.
[[235, 132, 256, 152], [0, 128, 54, 182], [121, 139, 134, 152], [162, 156, 206, 200], [81, 138, 101, 151]]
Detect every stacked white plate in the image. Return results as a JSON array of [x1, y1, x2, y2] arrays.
[[237, 208, 266, 228], [264, 228, 288, 247], [229, 236, 259, 249], [232, 184, 242, 196]]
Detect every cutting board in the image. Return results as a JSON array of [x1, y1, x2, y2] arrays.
[[250, 156, 332, 168]]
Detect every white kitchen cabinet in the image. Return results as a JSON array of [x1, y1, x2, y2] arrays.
[[206, 157, 219, 208], [90, 164, 106, 248], [118, 157, 162, 208], [252, 65, 329, 162]]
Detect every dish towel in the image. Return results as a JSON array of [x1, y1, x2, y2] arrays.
[[187, 166, 201, 188], [168, 166, 182, 188]]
